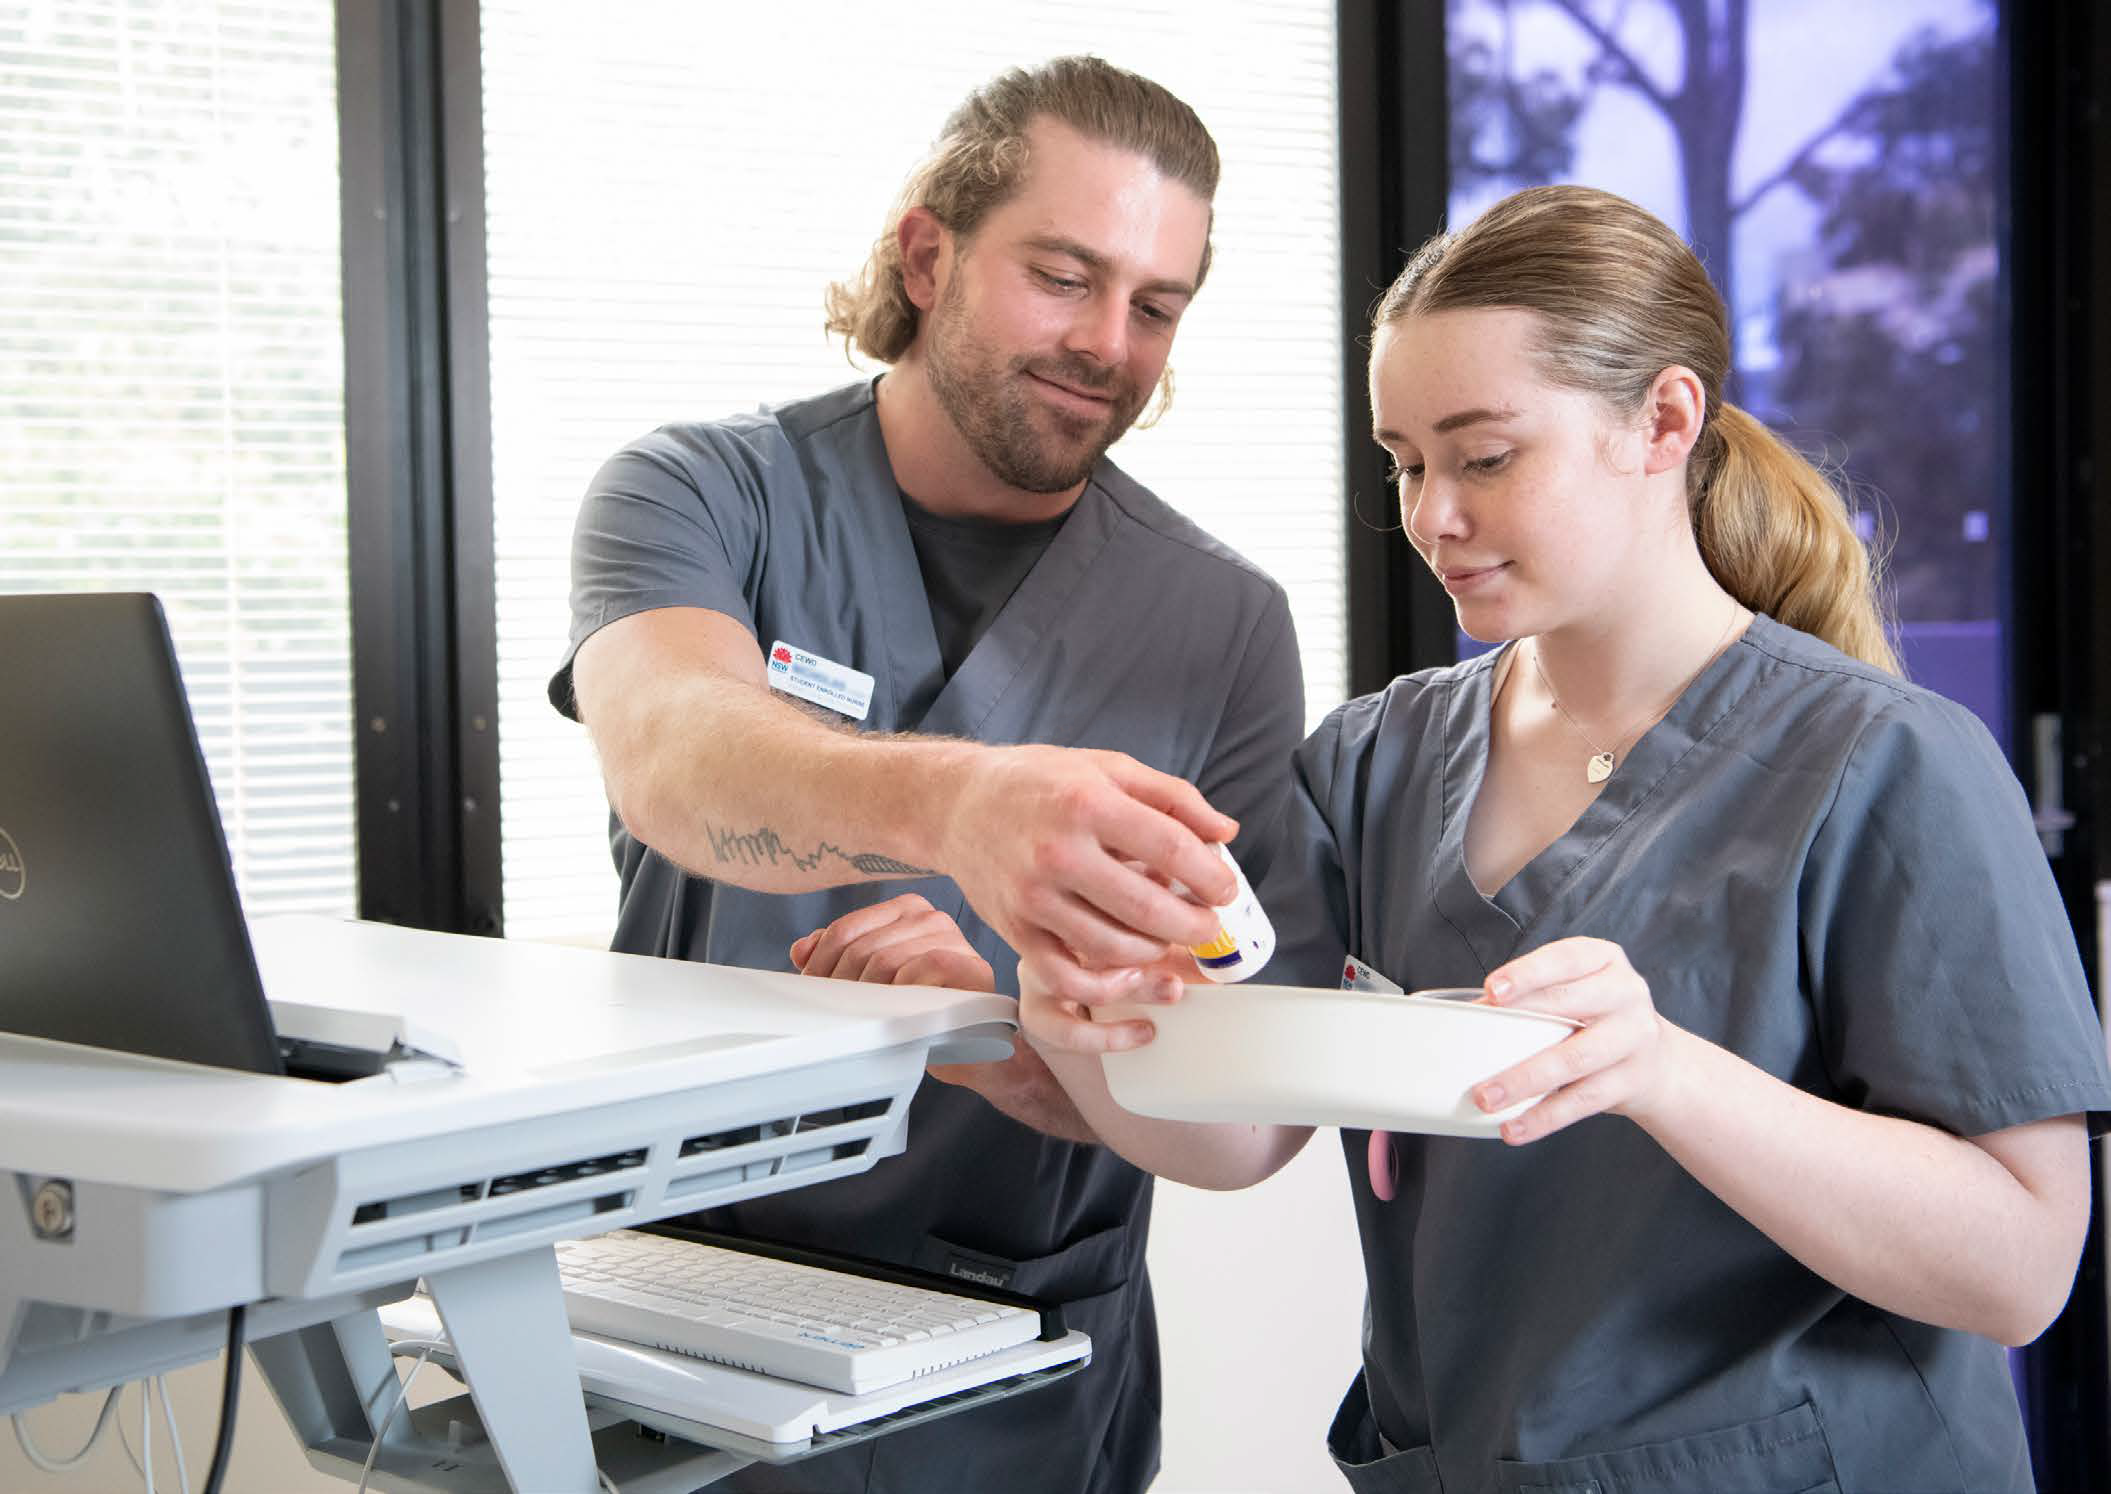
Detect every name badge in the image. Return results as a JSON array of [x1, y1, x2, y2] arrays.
[[1341, 954, 1404, 994], [766, 640, 873, 721]]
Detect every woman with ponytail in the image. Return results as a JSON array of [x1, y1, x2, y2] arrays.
[[1002, 185, 2111, 1491]]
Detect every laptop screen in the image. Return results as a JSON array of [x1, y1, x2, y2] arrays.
[[0, 592, 285, 1074]]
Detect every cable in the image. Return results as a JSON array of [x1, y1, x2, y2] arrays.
[[355, 1337, 451, 1494], [200, 1302, 244, 1494], [140, 1371, 155, 1494], [9, 1384, 125, 1471], [113, 1382, 148, 1480], [351, 1337, 625, 1494], [10, 1341, 619, 1493], [155, 1376, 189, 1494]]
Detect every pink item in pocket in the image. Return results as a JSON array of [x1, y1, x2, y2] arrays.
[[1367, 1128, 1398, 1201]]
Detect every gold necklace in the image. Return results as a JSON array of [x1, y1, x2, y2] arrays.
[[1529, 604, 1746, 784]]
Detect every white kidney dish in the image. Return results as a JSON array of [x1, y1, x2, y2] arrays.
[[1098, 983, 1578, 1139]]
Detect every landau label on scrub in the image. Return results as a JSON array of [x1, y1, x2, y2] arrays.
[[765, 641, 873, 721]]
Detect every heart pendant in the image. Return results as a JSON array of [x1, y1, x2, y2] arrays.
[[1586, 753, 1614, 784]]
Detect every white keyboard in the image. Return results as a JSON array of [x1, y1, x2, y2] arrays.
[[554, 1231, 1043, 1396]]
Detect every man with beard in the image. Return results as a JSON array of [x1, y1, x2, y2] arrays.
[[551, 56, 1304, 1494]]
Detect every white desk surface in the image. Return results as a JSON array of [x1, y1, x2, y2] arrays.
[[0, 915, 1015, 1193]]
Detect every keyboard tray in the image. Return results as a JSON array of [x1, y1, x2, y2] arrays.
[[378, 1229, 1093, 1466]]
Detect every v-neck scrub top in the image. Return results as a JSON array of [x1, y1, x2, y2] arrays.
[[1251, 614, 2111, 1494], [551, 379, 1306, 1494], [899, 493, 1068, 680]]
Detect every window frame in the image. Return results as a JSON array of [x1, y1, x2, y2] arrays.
[[336, 0, 501, 934], [1336, 0, 1459, 693]]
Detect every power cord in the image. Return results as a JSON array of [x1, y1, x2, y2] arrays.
[[200, 1303, 243, 1494]]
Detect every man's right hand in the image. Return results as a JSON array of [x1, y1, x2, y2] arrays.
[[934, 744, 1238, 977]]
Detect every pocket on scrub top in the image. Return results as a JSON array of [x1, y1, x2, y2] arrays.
[[1327, 1372, 1448, 1494], [912, 1219, 1134, 1305], [1494, 1401, 1840, 1494]]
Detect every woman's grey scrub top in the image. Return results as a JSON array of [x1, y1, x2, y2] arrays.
[[1251, 613, 2111, 1494], [550, 379, 1307, 1494]]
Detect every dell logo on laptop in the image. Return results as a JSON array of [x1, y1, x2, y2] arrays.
[[0, 826, 22, 900]]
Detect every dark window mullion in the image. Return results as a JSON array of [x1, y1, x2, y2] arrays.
[[2008, 1, 2110, 1486], [336, 0, 498, 934], [438, 0, 501, 936], [1338, 0, 1457, 694]]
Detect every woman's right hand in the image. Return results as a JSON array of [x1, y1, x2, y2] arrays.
[[1020, 944, 1315, 1191], [1018, 946, 1193, 1055]]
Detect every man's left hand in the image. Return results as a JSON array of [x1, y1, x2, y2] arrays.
[[791, 895, 1100, 1145], [791, 892, 995, 991]]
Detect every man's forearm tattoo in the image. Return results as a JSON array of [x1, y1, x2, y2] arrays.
[[705, 823, 932, 878]]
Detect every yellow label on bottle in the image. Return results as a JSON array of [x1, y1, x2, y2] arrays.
[[1190, 927, 1239, 961]]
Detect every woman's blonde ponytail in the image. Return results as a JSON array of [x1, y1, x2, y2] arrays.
[[1692, 405, 1900, 673]]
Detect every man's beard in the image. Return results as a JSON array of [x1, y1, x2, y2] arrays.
[[922, 277, 1150, 495]]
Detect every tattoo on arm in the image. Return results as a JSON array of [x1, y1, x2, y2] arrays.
[[706, 824, 933, 878], [845, 851, 935, 875]]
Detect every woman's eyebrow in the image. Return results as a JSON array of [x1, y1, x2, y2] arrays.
[[1432, 405, 1521, 434], [1373, 405, 1522, 445]]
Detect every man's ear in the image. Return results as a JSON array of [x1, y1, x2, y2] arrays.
[[1641, 363, 1706, 477], [898, 206, 949, 314]]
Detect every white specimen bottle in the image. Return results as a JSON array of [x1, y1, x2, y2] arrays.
[[1186, 842, 1276, 983]]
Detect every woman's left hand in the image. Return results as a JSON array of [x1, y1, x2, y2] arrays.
[[1470, 936, 1684, 1144]]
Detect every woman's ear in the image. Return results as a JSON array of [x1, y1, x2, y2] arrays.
[[1641, 364, 1706, 476], [897, 206, 949, 314]]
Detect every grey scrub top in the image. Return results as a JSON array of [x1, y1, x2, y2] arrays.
[[550, 379, 1306, 1494], [1250, 613, 2111, 1494]]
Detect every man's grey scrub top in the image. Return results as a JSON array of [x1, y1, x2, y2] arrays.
[[550, 379, 1306, 1494], [1249, 613, 2111, 1494]]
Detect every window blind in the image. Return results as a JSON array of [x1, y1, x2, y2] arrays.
[[0, 0, 354, 916], [480, 0, 1346, 944]]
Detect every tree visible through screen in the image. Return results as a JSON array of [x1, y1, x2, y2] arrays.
[[1446, 0, 2006, 744]]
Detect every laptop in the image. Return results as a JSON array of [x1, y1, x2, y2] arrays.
[[0, 591, 453, 1079]]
